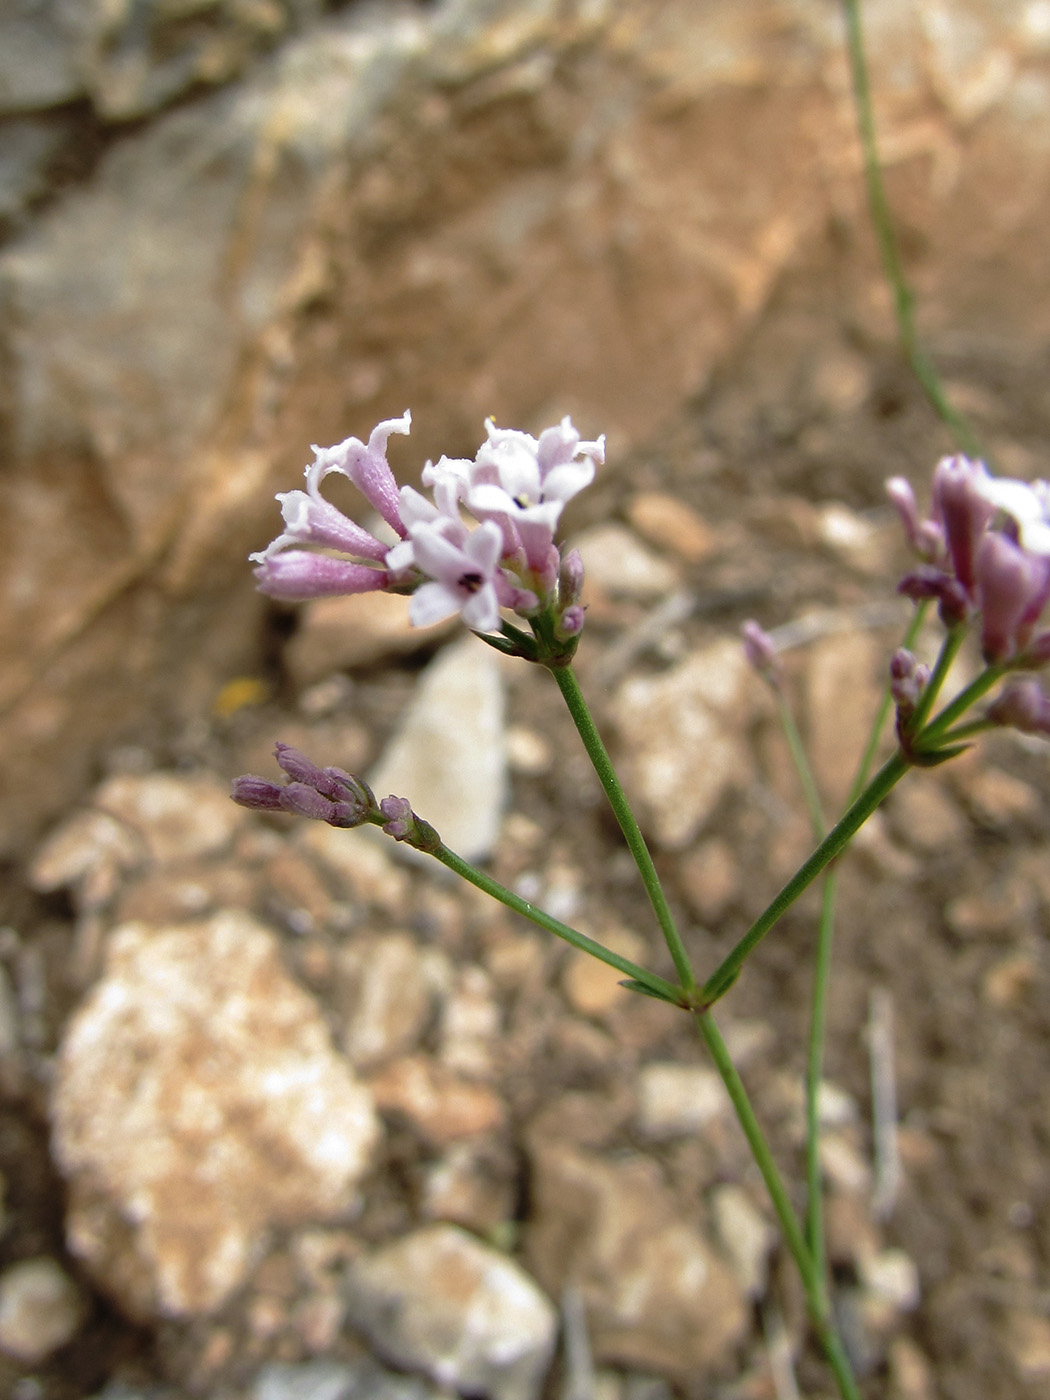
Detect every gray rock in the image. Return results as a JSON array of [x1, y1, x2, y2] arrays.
[[346, 1224, 557, 1400], [52, 911, 381, 1318], [369, 638, 506, 863]]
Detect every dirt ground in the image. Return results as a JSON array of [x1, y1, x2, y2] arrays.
[[3, 233, 1050, 1400]]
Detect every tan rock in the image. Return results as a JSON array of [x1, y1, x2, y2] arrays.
[[286, 590, 454, 686], [612, 639, 752, 849], [368, 1056, 505, 1146], [525, 1140, 747, 1375], [626, 492, 717, 563], [52, 912, 380, 1317]]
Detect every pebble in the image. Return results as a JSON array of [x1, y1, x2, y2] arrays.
[[625, 493, 717, 563], [91, 772, 246, 865], [612, 639, 752, 849], [52, 912, 381, 1317], [253, 1357, 443, 1400], [346, 1225, 557, 1400], [571, 523, 680, 601], [676, 837, 739, 924], [0, 1256, 84, 1364], [334, 933, 440, 1069], [297, 823, 409, 913], [804, 630, 883, 812], [561, 926, 648, 1018], [635, 1063, 730, 1140], [1007, 1311, 1050, 1379], [885, 779, 969, 855], [28, 809, 145, 909], [966, 765, 1043, 827], [710, 1184, 776, 1299], [368, 1056, 506, 1146], [440, 966, 501, 1076], [368, 638, 506, 863], [525, 1142, 747, 1375], [421, 1142, 516, 1234], [286, 592, 455, 686]]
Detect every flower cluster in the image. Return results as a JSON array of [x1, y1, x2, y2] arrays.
[[888, 456, 1050, 666], [251, 412, 604, 643]]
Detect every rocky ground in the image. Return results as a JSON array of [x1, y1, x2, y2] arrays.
[[3, 296, 1050, 1400]]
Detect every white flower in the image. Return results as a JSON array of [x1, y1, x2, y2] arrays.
[[408, 519, 505, 631], [973, 475, 1050, 556]]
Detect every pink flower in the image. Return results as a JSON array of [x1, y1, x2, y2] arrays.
[[408, 519, 507, 632]]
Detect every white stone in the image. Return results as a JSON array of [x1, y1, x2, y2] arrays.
[[369, 638, 506, 863], [52, 912, 381, 1317], [711, 1185, 776, 1299], [92, 772, 247, 866], [571, 523, 680, 601], [346, 1225, 557, 1400], [635, 1063, 730, 1140], [612, 640, 752, 849], [335, 932, 438, 1070], [0, 1256, 84, 1364]]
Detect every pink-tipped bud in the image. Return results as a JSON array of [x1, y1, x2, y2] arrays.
[[231, 776, 284, 811], [741, 620, 781, 682], [889, 649, 929, 714], [559, 548, 585, 608], [886, 477, 944, 561], [931, 455, 995, 596], [975, 533, 1046, 662], [555, 604, 586, 640]]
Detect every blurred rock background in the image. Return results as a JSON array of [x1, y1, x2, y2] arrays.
[[4, 0, 1050, 853], [4, 2, 1050, 1398]]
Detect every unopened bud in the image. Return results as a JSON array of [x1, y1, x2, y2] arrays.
[[741, 620, 781, 683], [889, 648, 929, 713], [987, 679, 1050, 736], [231, 776, 284, 811], [559, 548, 585, 608]]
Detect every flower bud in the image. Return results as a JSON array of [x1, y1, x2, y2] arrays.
[[987, 679, 1050, 736], [230, 776, 284, 811], [741, 620, 781, 683]]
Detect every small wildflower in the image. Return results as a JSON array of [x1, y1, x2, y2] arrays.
[[741, 620, 781, 684]]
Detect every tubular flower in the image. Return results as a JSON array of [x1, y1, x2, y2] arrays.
[[250, 412, 602, 646]]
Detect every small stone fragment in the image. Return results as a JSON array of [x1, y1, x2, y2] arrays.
[[346, 1225, 557, 1400], [612, 640, 752, 849], [369, 638, 506, 863], [677, 837, 739, 924], [635, 1063, 730, 1140], [711, 1184, 776, 1299], [0, 1256, 84, 1364], [562, 927, 647, 1018], [286, 591, 454, 686], [92, 772, 247, 865], [368, 1056, 505, 1146], [626, 493, 716, 563], [525, 1142, 747, 1375], [572, 524, 680, 601], [334, 933, 437, 1070]]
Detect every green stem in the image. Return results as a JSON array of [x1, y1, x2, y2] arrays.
[[701, 750, 909, 1005], [431, 842, 684, 1005], [850, 601, 928, 802], [695, 1012, 862, 1400], [775, 688, 826, 838], [917, 660, 1010, 747], [841, 0, 982, 459], [548, 664, 696, 994], [906, 625, 967, 736], [806, 871, 838, 1278]]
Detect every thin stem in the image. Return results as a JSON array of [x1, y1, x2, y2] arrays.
[[432, 841, 684, 1006], [548, 664, 696, 994], [906, 624, 967, 736], [841, 0, 982, 459], [849, 601, 929, 802], [917, 659, 1010, 746], [695, 1012, 862, 1400], [806, 871, 838, 1278], [775, 688, 826, 838], [701, 750, 909, 1005]]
